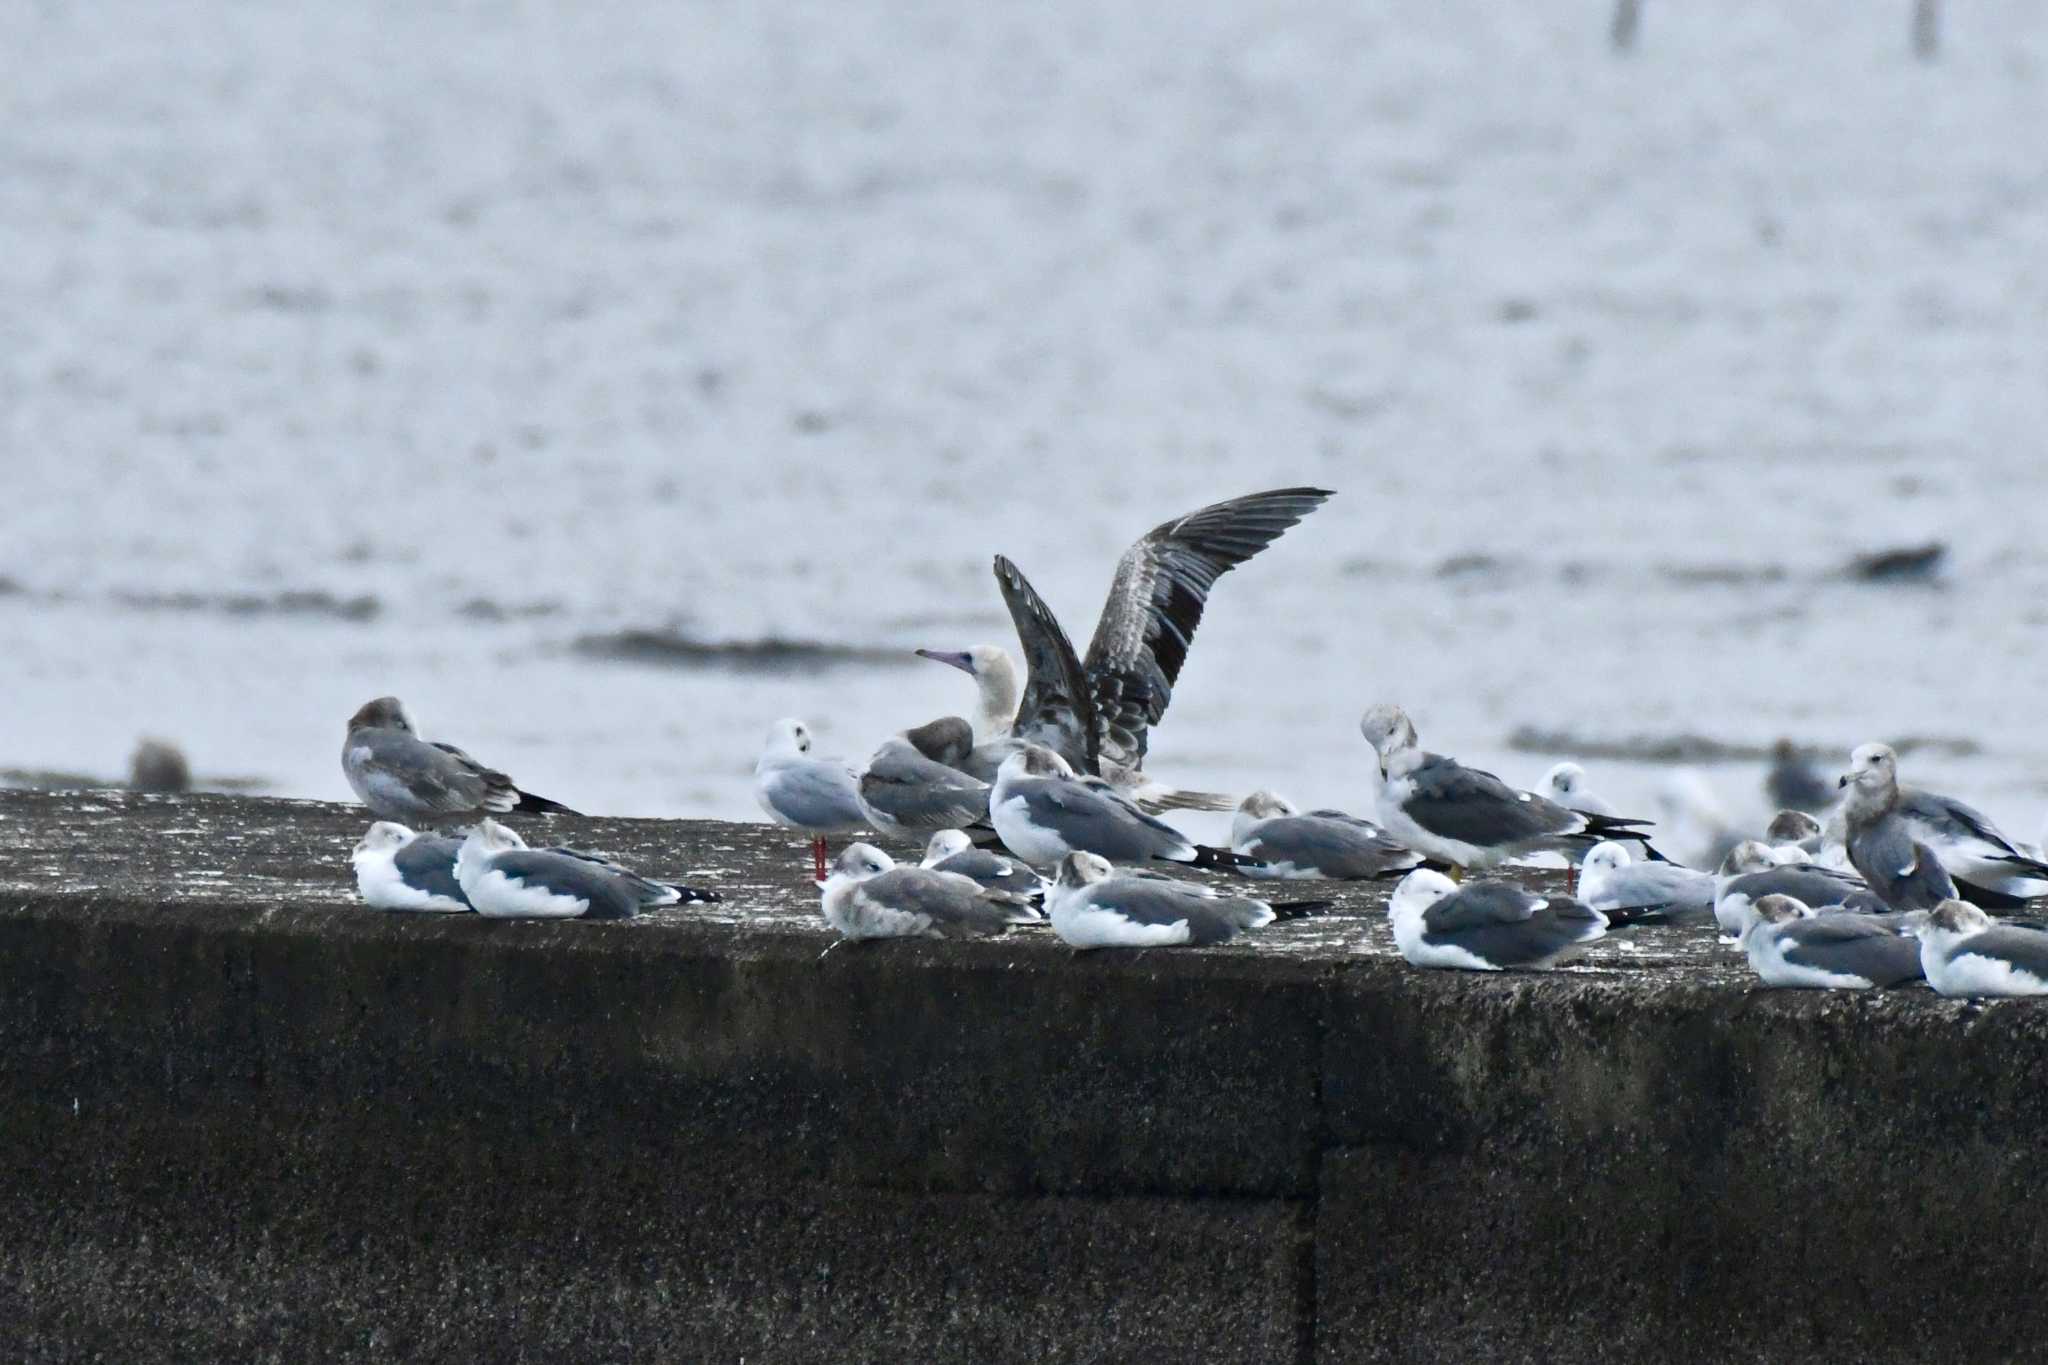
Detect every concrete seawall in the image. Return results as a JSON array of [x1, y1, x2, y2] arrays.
[[2, 790, 2043, 1362]]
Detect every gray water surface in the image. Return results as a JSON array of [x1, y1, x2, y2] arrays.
[[5, 1, 2047, 850]]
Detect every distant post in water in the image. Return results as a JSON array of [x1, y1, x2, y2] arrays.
[[1612, 0, 1641, 52], [1913, 0, 1939, 60]]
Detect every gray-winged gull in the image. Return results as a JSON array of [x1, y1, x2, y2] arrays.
[[1229, 790, 1423, 881], [1577, 841, 1714, 925], [454, 820, 718, 920], [1046, 851, 1329, 948], [1385, 869, 1610, 971], [990, 744, 1256, 871], [921, 829, 1047, 901], [858, 735, 992, 838], [1742, 894, 1924, 989], [818, 843, 1044, 941], [1359, 704, 1652, 879], [1913, 899, 2048, 997], [1839, 742, 2048, 909], [352, 822, 473, 913], [1712, 841, 1882, 941], [918, 486, 1333, 813], [754, 718, 871, 880], [342, 696, 579, 826], [1766, 739, 1837, 814]]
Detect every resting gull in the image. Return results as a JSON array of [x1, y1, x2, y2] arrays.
[[341, 696, 578, 827], [1229, 790, 1423, 881], [1359, 704, 1652, 880], [918, 486, 1334, 812], [1742, 894, 1924, 990], [921, 829, 1047, 902], [1839, 743, 2048, 909], [989, 744, 1256, 871], [1046, 851, 1329, 949], [1385, 869, 1610, 971], [454, 820, 718, 920], [1712, 841, 1882, 942], [352, 823, 473, 913], [818, 843, 1044, 941], [858, 735, 992, 839], [1913, 899, 2048, 998], [755, 718, 870, 881], [1577, 841, 1714, 925]]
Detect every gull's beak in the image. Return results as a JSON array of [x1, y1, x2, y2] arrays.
[[915, 648, 975, 675]]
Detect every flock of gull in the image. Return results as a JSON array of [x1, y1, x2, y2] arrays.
[[338, 487, 2048, 1000]]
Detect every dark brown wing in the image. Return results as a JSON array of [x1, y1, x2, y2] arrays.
[[1082, 487, 1333, 771], [993, 554, 1099, 772]]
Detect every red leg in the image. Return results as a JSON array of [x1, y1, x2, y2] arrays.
[[812, 837, 828, 882]]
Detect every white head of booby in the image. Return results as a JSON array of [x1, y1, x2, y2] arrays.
[[914, 644, 1021, 741]]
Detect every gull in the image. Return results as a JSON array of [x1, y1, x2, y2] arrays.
[[454, 820, 718, 920], [1743, 894, 1924, 990], [921, 829, 1047, 901], [918, 486, 1334, 812], [1764, 810, 1824, 858], [1385, 869, 1609, 971], [1839, 743, 2048, 909], [351, 822, 473, 913], [341, 696, 578, 827], [1577, 841, 1714, 925], [1539, 762, 1620, 819], [1229, 790, 1423, 881], [1359, 704, 1652, 880], [1765, 739, 1837, 814], [1913, 899, 2048, 998], [818, 843, 1043, 941], [989, 744, 1256, 871], [1046, 851, 1329, 948], [755, 718, 870, 881], [857, 735, 992, 839], [1712, 841, 1882, 942]]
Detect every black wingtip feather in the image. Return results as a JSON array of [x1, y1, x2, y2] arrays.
[[1180, 843, 1267, 874], [514, 789, 581, 817], [667, 885, 723, 905]]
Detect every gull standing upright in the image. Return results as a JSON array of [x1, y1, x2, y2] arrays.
[[754, 718, 870, 881], [917, 486, 1334, 812], [1229, 790, 1423, 881], [989, 745, 1255, 871], [1046, 852, 1329, 949], [1839, 743, 2048, 909], [341, 697, 579, 827], [818, 843, 1043, 941], [1359, 705, 1652, 880]]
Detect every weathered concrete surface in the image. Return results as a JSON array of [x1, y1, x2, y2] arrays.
[[0, 790, 2042, 1362]]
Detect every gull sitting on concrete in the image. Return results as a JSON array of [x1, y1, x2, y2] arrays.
[[1839, 743, 2048, 910], [1229, 790, 1423, 881], [1712, 841, 1882, 942], [819, 843, 1043, 941], [1577, 841, 1714, 925], [989, 744, 1256, 871], [755, 718, 870, 881], [455, 820, 718, 920], [1912, 899, 2048, 998], [921, 829, 1047, 901], [919, 486, 1334, 813], [1385, 869, 1610, 971], [352, 822, 474, 913], [1359, 704, 1652, 880], [342, 696, 579, 827], [1046, 851, 1329, 949], [1742, 894, 1924, 990]]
